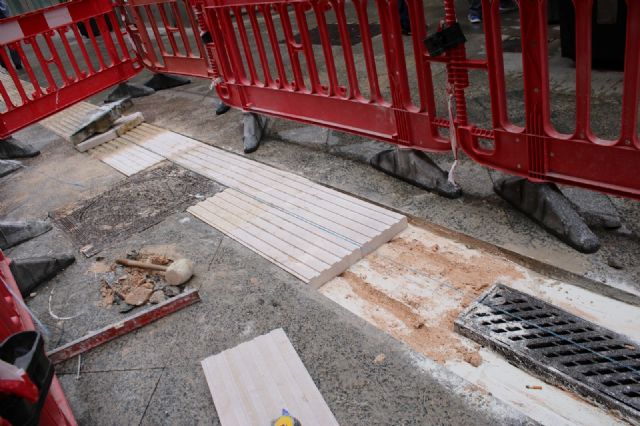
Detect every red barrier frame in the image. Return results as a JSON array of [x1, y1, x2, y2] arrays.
[[116, 0, 212, 78], [0, 0, 142, 139], [198, 0, 452, 151], [457, 0, 640, 199], [0, 251, 77, 426]]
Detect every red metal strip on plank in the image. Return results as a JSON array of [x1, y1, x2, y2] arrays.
[[47, 289, 201, 364]]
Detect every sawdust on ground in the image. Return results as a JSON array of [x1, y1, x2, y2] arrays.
[[338, 233, 526, 367]]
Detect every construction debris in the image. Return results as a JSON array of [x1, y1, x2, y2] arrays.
[[99, 252, 193, 311], [47, 289, 200, 364], [69, 98, 133, 145], [74, 112, 145, 152]]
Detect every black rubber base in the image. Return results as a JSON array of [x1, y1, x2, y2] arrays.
[[243, 113, 267, 154], [0, 220, 52, 250], [0, 159, 21, 177], [105, 82, 155, 103], [370, 149, 462, 199], [493, 176, 600, 253], [0, 137, 39, 159], [144, 73, 191, 91], [216, 103, 231, 115], [10, 255, 75, 297]]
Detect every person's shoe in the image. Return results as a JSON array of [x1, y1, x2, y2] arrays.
[[468, 13, 482, 24], [216, 103, 231, 115], [499, 1, 518, 12]]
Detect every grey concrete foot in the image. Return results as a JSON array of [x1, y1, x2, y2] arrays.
[[243, 113, 268, 154], [0, 220, 52, 250], [0, 159, 21, 177], [494, 177, 600, 253], [105, 83, 155, 103], [144, 73, 191, 91], [0, 137, 39, 159], [70, 98, 133, 145], [369, 148, 462, 199], [10, 254, 75, 297]]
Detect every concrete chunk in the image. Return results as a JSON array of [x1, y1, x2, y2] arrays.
[[70, 98, 133, 145], [494, 176, 600, 253], [75, 112, 145, 152]]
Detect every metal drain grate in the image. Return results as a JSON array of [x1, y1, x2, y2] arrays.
[[456, 284, 640, 422]]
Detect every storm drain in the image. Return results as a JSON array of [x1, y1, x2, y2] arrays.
[[455, 284, 640, 422]]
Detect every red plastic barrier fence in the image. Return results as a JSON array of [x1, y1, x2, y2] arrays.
[[117, 0, 212, 78], [456, 0, 640, 199], [194, 0, 640, 199], [197, 0, 452, 151], [0, 251, 77, 425], [0, 0, 141, 139]]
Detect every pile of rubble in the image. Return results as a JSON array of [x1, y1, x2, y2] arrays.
[[99, 251, 187, 312]]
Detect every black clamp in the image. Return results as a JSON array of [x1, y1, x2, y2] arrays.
[[424, 22, 467, 57], [0, 331, 54, 426]]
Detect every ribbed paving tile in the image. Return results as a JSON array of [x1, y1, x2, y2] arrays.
[[88, 137, 165, 177], [201, 328, 339, 425]]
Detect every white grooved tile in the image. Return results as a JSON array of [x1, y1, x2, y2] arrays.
[[188, 189, 364, 287], [40, 101, 99, 140], [201, 328, 339, 426], [88, 137, 164, 177]]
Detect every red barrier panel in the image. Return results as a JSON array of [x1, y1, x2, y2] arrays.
[[457, 0, 640, 199], [0, 0, 142, 139], [190, 0, 640, 199], [0, 251, 77, 425], [197, 0, 452, 151], [117, 0, 212, 78]]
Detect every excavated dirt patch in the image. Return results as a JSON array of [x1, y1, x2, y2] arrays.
[[324, 224, 527, 367]]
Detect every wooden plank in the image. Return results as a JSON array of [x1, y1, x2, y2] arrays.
[[47, 289, 200, 364], [187, 204, 319, 283], [89, 138, 164, 176], [126, 124, 403, 224], [201, 328, 339, 426], [225, 189, 360, 255]]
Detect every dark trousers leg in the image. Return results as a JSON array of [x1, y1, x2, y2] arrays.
[[398, 0, 410, 33], [469, 0, 482, 16]]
